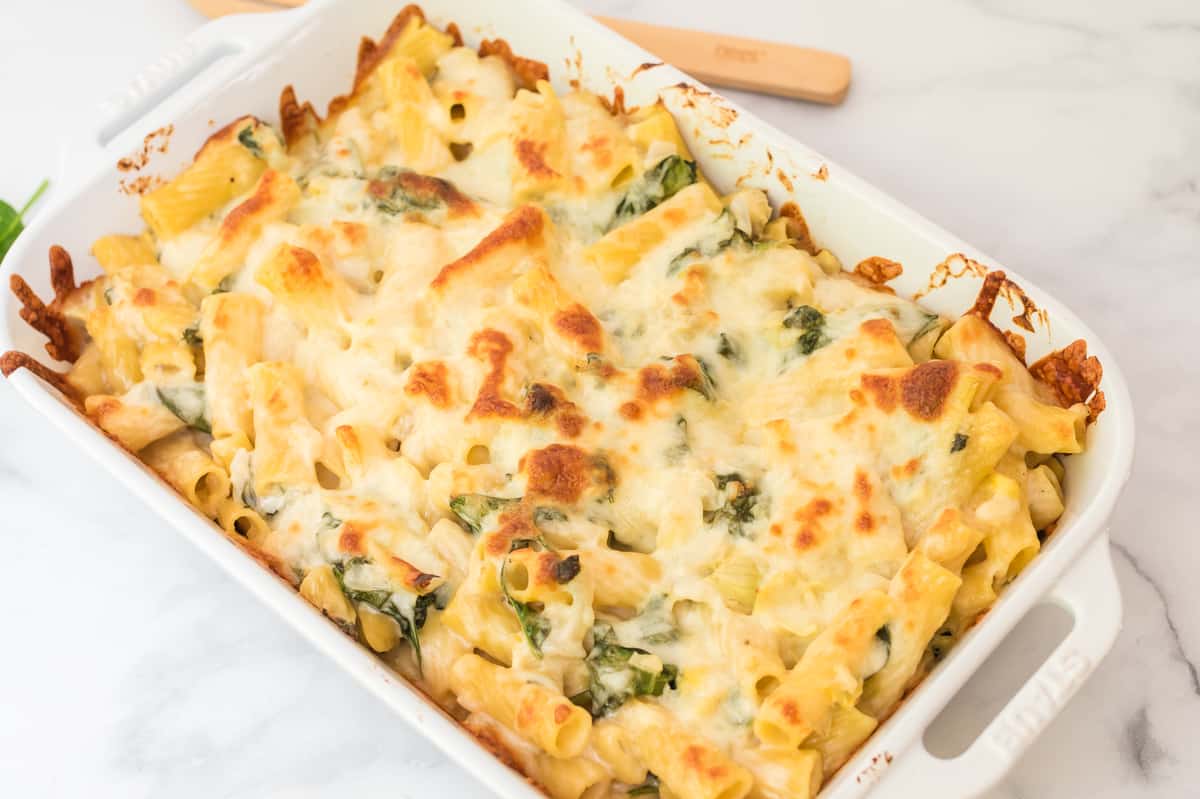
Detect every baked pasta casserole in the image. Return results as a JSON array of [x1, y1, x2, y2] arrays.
[[2, 6, 1107, 798]]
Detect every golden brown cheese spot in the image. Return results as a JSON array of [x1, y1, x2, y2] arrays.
[[368, 170, 476, 218], [556, 412, 585, 438], [791, 497, 834, 552], [900, 360, 959, 421], [535, 551, 566, 586], [338, 522, 366, 555], [516, 139, 558, 179], [218, 170, 286, 245], [552, 303, 604, 353], [636, 355, 702, 404], [854, 256, 904, 284], [553, 703, 571, 724], [619, 401, 643, 421], [524, 383, 588, 439], [468, 329, 521, 419], [794, 527, 817, 550], [580, 134, 614, 170], [376, 550, 438, 591], [521, 444, 604, 504], [890, 457, 923, 480], [525, 383, 558, 415], [681, 744, 729, 780], [485, 513, 539, 556], [303, 226, 335, 253], [276, 245, 332, 294], [861, 373, 898, 413], [430, 205, 544, 290], [661, 206, 688, 226], [673, 266, 709, 308], [899, 563, 923, 603], [856, 513, 875, 533], [853, 470, 872, 503], [516, 696, 537, 728], [333, 220, 369, 251], [262, 384, 293, 416], [779, 700, 801, 725], [87, 396, 122, 422], [860, 318, 896, 341], [405, 361, 452, 408], [132, 288, 156, 307], [973, 363, 1003, 380], [335, 424, 360, 451]]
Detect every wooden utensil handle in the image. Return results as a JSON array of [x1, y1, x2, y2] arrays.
[[594, 16, 851, 105], [187, 1, 851, 105]]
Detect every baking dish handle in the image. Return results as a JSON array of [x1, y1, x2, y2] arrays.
[[58, 10, 290, 182], [873, 531, 1122, 797]]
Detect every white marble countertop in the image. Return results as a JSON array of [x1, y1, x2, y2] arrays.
[[1, 0, 1196, 796]]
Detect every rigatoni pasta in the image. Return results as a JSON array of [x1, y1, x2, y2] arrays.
[[1, 6, 1107, 798]]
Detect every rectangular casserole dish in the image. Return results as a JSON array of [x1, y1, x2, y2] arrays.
[[0, 0, 1135, 796]]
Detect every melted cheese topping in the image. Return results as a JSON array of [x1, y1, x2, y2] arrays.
[[59, 14, 1096, 799]]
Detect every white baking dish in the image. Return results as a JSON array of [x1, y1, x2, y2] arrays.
[[0, 1, 1135, 796]]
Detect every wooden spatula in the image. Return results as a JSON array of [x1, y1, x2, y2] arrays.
[[187, 0, 851, 104]]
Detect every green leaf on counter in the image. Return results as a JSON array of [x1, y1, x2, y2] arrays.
[[0, 180, 49, 264]]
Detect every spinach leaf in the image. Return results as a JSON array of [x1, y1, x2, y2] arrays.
[[579, 623, 678, 716], [370, 166, 452, 215], [448, 494, 520, 535], [704, 474, 759, 537], [910, 312, 943, 345], [634, 594, 680, 645], [181, 325, 202, 346], [690, 357, 717, 401], [716, 332, 740, 361], [666, 210, 736, 275], [237, 127, 265, 159], [950, 433, 969, 453], [157, 383, 211, 434], [606, 530, 635, 552], [501, 554, 551, 656], [0, 180, 49, 264], [533, 506, 567, 525], [665, 415, 690, 464], [628, 774, 660, 796], [611, 155, 696, 226], [554, 554, 581, 584], [332, 560, 442, 673], [930, 625, 955, 661], [783, 304, 831, 355], [864, 625, 892, 679], [666, 211, 776, 276]]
